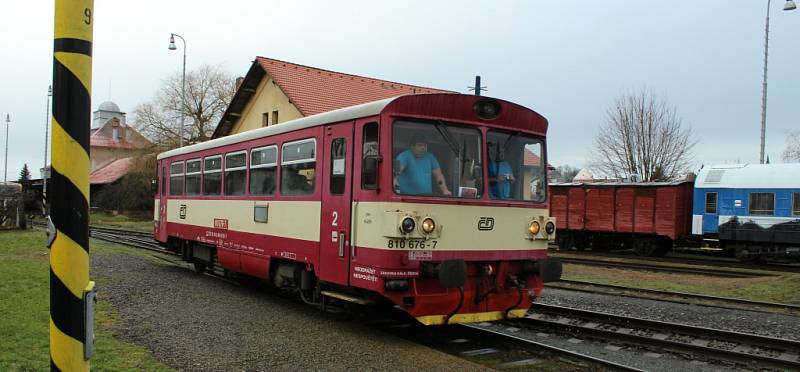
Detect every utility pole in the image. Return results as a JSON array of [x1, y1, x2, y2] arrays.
[[468, 75, 487, 96], [44, 85, 52, 210], [4, 114, 9, 185], [51, 0, 95, 370]]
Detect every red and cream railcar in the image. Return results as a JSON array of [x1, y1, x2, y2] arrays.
[[154, 93, 561, 325]]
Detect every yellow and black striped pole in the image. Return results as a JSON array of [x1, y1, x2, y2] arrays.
[[51, 1, 94, 370]]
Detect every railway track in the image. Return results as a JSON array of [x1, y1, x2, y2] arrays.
[[556, 255, 773, 278], [550, 248, 800, 275], [548, 279, 800, 316], [507, 303, 800, 370], [63, 225, 800, 370]]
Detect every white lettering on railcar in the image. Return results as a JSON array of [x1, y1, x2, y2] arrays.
[[379, 270, 419, 277], [408, 251, 432, 260], [205, 231, 227, 239], [354, 266, 376, 274], [353, 273, 378, 282], [280, 251, 297, 260]]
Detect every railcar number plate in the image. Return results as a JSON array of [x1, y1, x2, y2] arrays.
[[387, 239, 437, 249]]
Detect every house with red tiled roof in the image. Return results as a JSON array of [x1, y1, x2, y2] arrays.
[[212, 56, 453, 138], [89, 101, 152, 187]]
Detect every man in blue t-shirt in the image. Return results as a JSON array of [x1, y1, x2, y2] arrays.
[[489, 150, 515, 199], [394, 133, 452, 196]]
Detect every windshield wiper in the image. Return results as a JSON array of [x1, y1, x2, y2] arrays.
[[434, 120, 461, 157]]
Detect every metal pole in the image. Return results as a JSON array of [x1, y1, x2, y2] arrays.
[[760, 0, 771, 164], [4, 114, 9, 185], [475, 76, 481, 96], [51, 0, 95, 370], [44, 86, 52, 206], [170, 33, 187, 147]]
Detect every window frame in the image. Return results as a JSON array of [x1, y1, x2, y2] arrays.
[[169, 161, 185, 196], [184, 158, 202, 196], [250, 145, 279, 169], [704, 192, 717, 214], [202, 155, 223, 196], [748, 192, 775, 216], [224, 150, 248, 196], [793, 192, 800, 216], [249, 145, 279, 196], [281, 138, 317, 166], [361, 122, 379, 190]]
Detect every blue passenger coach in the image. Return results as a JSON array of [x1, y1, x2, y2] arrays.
[[692, 164, 800, 262]]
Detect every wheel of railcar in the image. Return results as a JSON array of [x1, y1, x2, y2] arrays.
[[652, 237, 673, 257], [573, 235, 589, 251], [632, 239, 658, 256], [556, 235, 574, 250], [193, 262, 207, 273], [734, 245, 763, 264]]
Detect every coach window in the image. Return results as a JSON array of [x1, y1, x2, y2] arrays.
[[169, 161, 184, 196], [749, 192, 774, 216], [250, 146, 278, 195], [224, 151, 247, 196], [793, 192, 800, 216], [362, 122, 379, 189], [330, 138, 346, 194], [705, 192, 717, 214], [203, 156, 222, 195], [185, 159, 201, 195], [281, 139, 316, 195]]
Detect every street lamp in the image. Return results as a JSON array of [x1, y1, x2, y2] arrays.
[[44, 85, 52, 198], [759, 0, 796, 164], [4, 114, 9, 185], [168, 33, 187, 147]]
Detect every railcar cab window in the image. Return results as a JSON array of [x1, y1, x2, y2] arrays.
[[487, 130, 546, 202], [203, 156, 222, 195], [224, 151, 247, 196], [250, 146, 277, 196], [281, 139, 316, 195], [392, 120, 482, 198], [169, 161, 184, 196], [185, 159, 201, 195]]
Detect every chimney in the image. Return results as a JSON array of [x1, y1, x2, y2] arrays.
[[235, 77, 245, 92]]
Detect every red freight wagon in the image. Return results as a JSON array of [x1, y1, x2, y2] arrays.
[[549, 181, 694, 256]]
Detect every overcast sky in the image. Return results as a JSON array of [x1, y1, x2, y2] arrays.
[[2, 1, 799, 180]]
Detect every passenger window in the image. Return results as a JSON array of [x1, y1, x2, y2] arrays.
[[281, 139, 316, 195], [749, 192, 774, 216], [185, 159, 201, 196], [169, 161, 184, 196], [330, 138, 346, 194], [362, 123, 378, 190], [250, 146, 277, 196], [793, 192, 800, 216], [705, 192, 717, 214], [203, 156, 222, 195], [224, 151, 247, 196]]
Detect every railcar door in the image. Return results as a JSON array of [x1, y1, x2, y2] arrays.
[[319, 123, 354, 285], [156, 160, 168, 242]]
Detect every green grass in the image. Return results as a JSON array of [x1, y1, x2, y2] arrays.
[[0, 229, 172, 371], [563, 264, 800, 305], [89, 211, 154, 232]]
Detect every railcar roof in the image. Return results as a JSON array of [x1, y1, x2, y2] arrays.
[[695, 163, 800, 189], [549, 180, 692, 187], [158, 96, 398, 160]]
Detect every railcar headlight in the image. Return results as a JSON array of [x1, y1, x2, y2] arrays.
[[545, 221, 555, 235], [421, 218, 436, 234], [400, 217, 416, 234], [529, 221, 540, 235], [473, 99, 502, 119]]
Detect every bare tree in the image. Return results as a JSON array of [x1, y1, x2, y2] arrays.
[[133, 64, 235, 148], [553, 164, 580, 182], [782, 131, 800, 162], [592, 90, 696, 181]]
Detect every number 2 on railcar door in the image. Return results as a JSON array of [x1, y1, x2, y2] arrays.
[[319, 123, 353, 285]]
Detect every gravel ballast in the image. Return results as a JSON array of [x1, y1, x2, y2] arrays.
[[92, 251, 486, 371]]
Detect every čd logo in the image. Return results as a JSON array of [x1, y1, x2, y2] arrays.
[[478, 217, 494, 231]]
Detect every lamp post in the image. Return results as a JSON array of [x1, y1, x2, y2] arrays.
[[168, 33, 187, 147], [44, 85, 52, 197], [759, 0, 796, 164], [4, 114, 9, 185]]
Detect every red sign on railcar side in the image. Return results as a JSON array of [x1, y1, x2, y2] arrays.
[[213, 218, 229, 229]]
